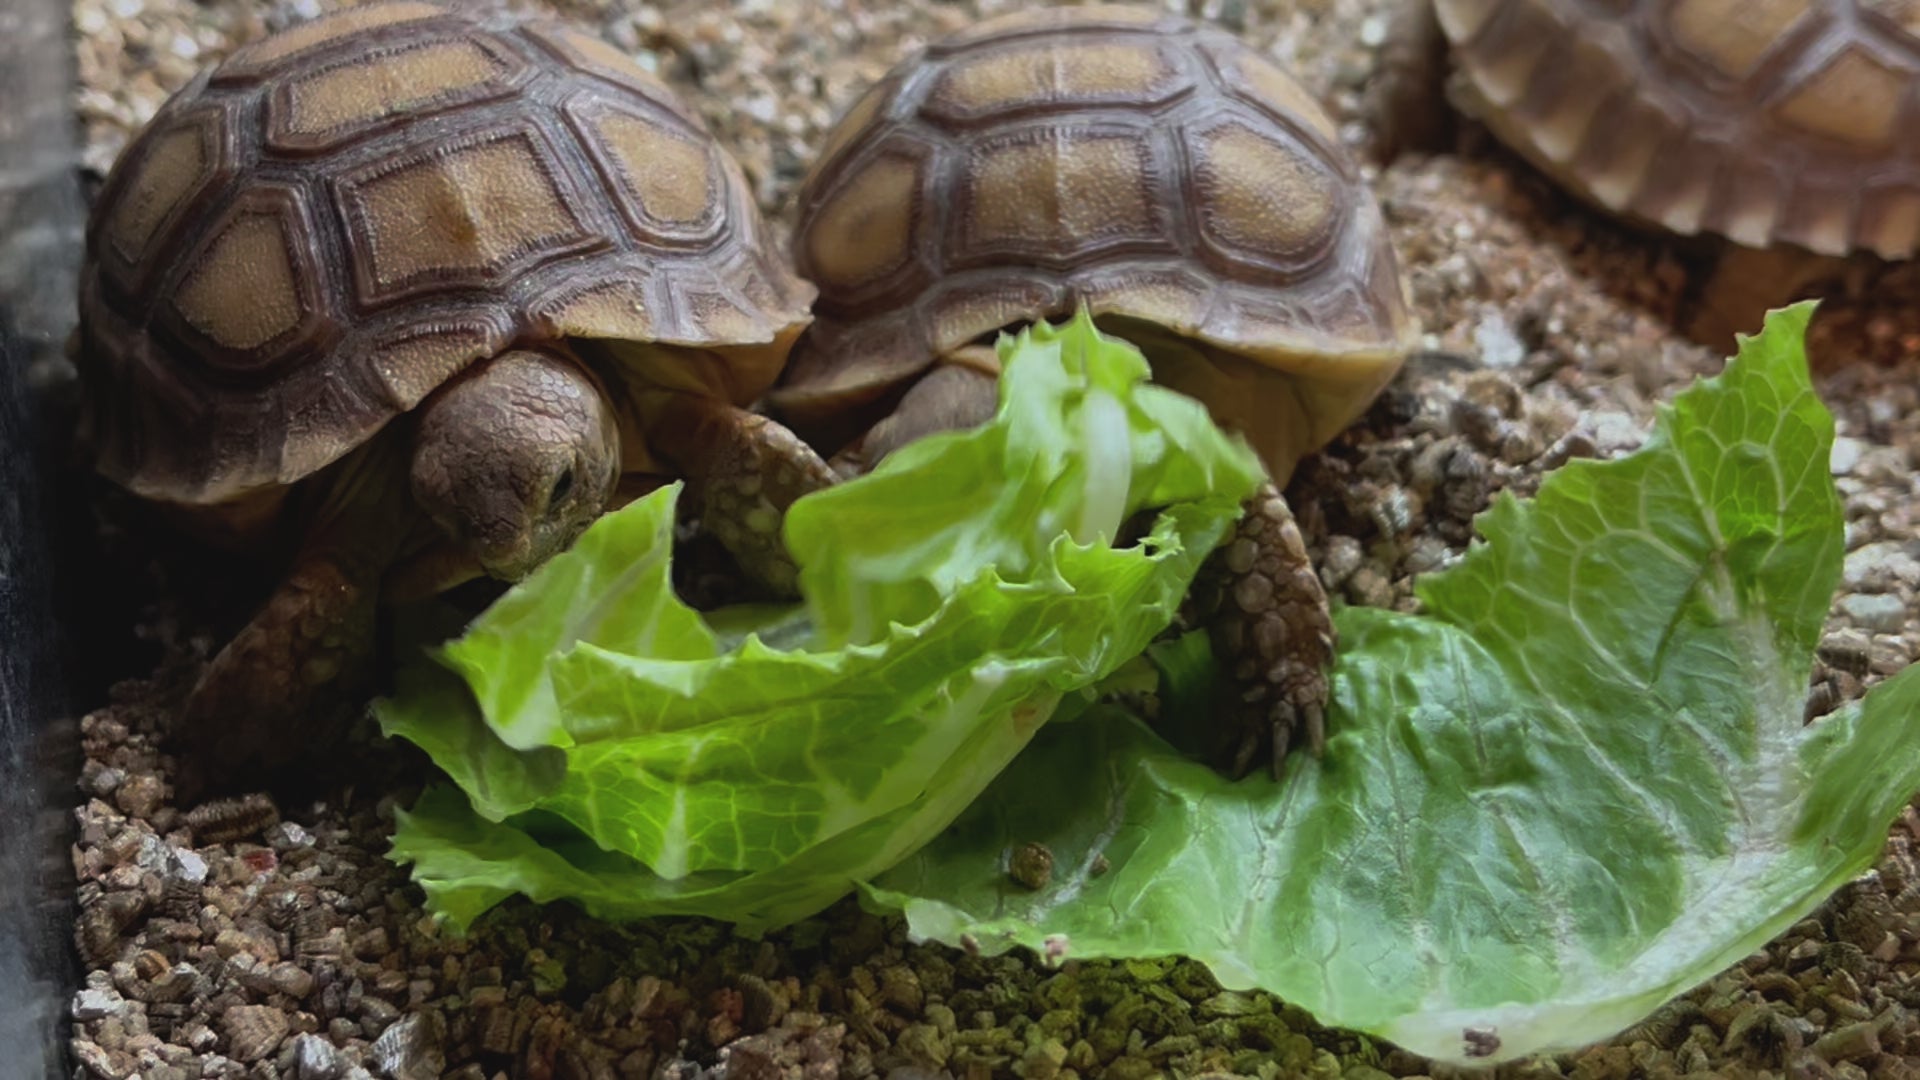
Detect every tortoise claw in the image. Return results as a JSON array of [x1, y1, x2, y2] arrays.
[[1259, 697, 1327, 781], [1303, 700, 1327, 757], [1229, 723, 1263, 780], [1269, 712, 1291, 782]]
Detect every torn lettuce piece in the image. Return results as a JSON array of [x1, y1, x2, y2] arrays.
[[379, 311, 1266, 931], [865, 303, 1920, 1065]]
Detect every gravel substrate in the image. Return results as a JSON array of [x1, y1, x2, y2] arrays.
[[62, 0, 1920, 1078]]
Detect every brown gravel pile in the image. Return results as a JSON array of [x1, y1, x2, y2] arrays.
[[63, 0, 1920, 1077]]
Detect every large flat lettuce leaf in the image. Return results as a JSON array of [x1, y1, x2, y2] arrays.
[[378, 312, 1265, 931], [864, 304, 1920, 1064]]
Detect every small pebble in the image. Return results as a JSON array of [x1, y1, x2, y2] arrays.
[[131, 832, 172, 874], [1841, 593, 1908, 633], [1345, 565, 1394, 608], [1318, 535, 1364, 590], [221, 1004, 289, 1064], [72, 987, 123, 1022], [1473, 311, 1526, 368], [267, 822, 314, 851], [269, 962, 315, 1000], [1830, 436, 1865, 475], [187, 793, 280, 845], [87, 767, 126, 798], [70, 1041, 124, 1080], [167, 847, 208, 885], [291, 1032, 342, 1080], [1871, 636, 1912, 677], [369, 1013, 446, 1080], [1822, 628, 1876, 675], [1844, 542, 1920, 593], [115, 774, 165, 818], [1584, 411, 1647, 456]]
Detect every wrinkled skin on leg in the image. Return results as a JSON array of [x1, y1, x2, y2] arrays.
[[173, 348, 629, 799], [652, 395, 839, 597], [171, 343, 843, 797], [580, 338, 840, 598], [817, 333, 1339, 778], [171, 440, 407, 802]]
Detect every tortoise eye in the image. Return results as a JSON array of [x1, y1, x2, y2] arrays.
[[549, 466, 575, 507]]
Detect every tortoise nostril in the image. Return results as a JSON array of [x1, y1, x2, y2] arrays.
[[548, 465, 575, 508]]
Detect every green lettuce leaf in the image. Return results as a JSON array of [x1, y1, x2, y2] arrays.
[[379, 311, 1265, 931], [863, 303, 1920, 1065]]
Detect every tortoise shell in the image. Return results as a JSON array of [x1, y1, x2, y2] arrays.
[[1435, 0, 1920, 258], [79, 1, 813, 506], [772, 5, 1416, 478]]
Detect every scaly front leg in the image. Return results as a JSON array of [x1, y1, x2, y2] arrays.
[[171, 443, 408, 801], [1181, 483, 1336, 778], [655, 396, 840, 597]]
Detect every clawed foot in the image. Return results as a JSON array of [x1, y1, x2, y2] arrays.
[[1184, 483, 1336, 779]]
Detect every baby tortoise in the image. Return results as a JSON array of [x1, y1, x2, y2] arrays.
[[769, 6, 1419, 776], [1384, 0, 1920, 260], [75, 2, 832, 794]]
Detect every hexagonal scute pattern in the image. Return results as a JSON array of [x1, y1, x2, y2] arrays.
[[78, 3, 813, 504], [167, 186, 326, 362], [957, 128, 1165, 262], [522, 25, 707, 130], [1663, 0, 1811, 80], [95, 106, 230, 290], [266, 32, 530, 153], [783, 3, 1414, 449], [801, 149, 929, 299], [1772, 46, 1906, 150], [1201, 41, 1341, 144], [1187, 122, 1341, 270], [216, 2, 448, 81], [566, 99, 722, 242], [1435, 0, 1920, 257], [101, 119, 205, 264], [923, 38, 1190, 124], [336, 127, 599, 304]]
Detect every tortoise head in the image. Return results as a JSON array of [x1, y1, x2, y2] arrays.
[[409, 349, 621, 581]]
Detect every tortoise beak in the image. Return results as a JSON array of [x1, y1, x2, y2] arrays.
[[477, 506, 602, 582], [476, 536, 540, 582]]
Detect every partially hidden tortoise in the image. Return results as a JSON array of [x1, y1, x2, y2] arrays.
[[76, 1, 833, 793], [768, 5, 1420, 775], [1385, 0, 1920, 260]]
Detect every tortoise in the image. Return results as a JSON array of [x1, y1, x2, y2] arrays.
[[768, 5, 1420, 774], [75, 1, 833, 793], [1379, 0, 1920, 260]]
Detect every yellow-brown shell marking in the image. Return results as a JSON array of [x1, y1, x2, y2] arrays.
[[1435, 0, 1920, 257], [79, 2, 813, 504], [776, 5, 1415, 475]]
